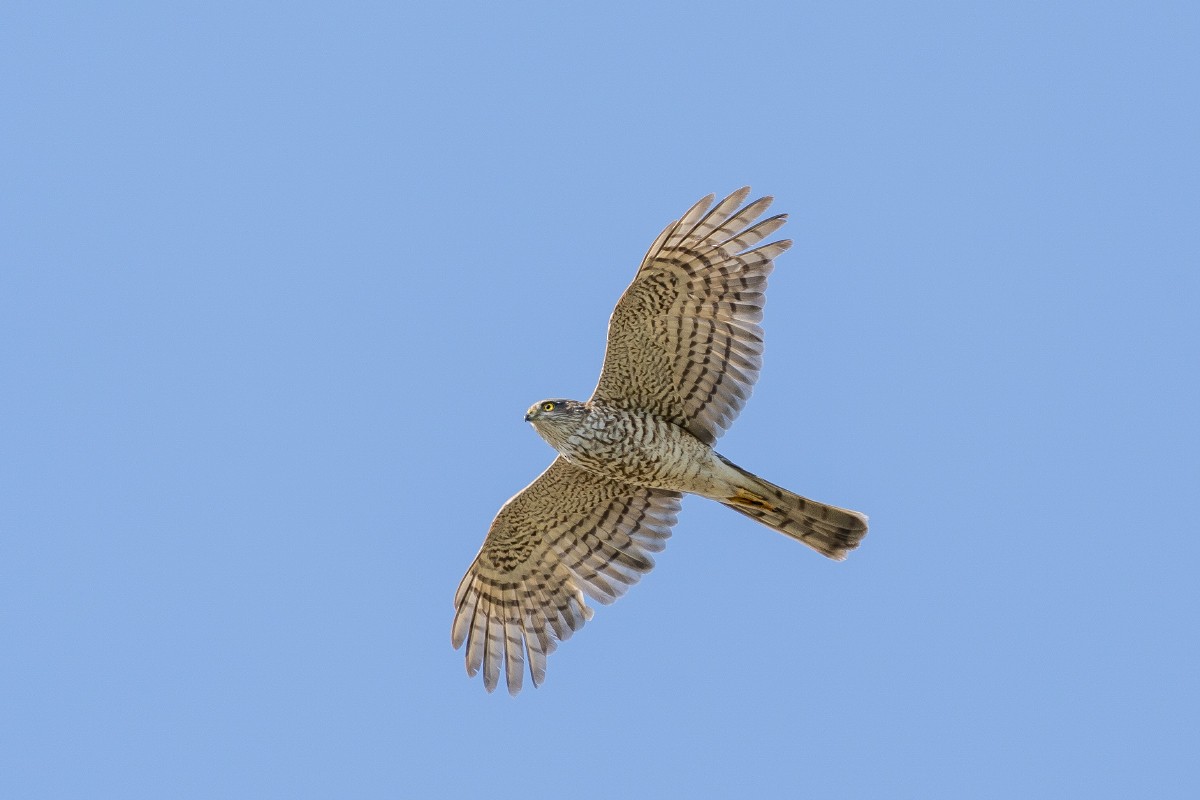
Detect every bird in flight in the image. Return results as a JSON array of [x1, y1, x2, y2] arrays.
[[453, 187, 867, 694]]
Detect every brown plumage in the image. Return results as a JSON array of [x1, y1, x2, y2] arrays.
[[453, 188, 867, 694]]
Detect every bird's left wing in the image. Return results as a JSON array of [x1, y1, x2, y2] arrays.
[[591, 187, 790, 445], [453, 457, 681, 695]]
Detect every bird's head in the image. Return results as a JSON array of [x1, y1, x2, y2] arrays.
[[524, 399, 587, 446]]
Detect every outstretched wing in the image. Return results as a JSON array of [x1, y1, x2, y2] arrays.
[[591, 187, 790, 445], [452, 458, 681, 695]]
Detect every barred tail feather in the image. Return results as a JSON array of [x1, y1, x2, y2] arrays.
[[718, 460, 868, 560]]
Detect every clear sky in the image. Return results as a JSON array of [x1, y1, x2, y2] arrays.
[[3, 2, 1198, 798]]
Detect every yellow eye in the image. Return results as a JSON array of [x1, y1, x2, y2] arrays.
[[542, 402, 555, 412]]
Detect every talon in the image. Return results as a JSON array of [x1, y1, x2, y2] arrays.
[[729, 489, 774, 511]]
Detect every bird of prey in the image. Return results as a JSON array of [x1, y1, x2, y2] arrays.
[[452, 187, 867, 694]]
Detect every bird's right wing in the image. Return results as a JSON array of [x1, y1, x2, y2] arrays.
[[452, 457, 681, 695]]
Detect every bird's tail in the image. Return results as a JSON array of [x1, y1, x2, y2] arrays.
[[718, 458, 868, 560]]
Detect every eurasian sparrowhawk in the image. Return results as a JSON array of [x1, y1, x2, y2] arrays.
[[452, 188, 868, 694]]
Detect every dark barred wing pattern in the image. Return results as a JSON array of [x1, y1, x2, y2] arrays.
[[452, 458, 681, 695], [591, 187, 790, 445]]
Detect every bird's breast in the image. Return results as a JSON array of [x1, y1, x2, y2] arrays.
[[553, 407, 717, 493]]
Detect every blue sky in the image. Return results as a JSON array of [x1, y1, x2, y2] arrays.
[[3, 2, 1198, 797]]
